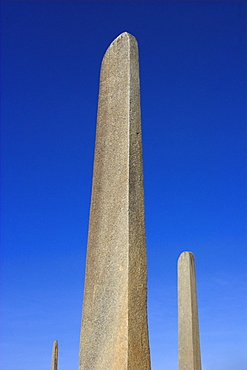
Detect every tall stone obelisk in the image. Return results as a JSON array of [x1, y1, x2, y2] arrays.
[[79, 33, 151, 369], [51, 340, 58, 370], [178, 252, 202, 370]]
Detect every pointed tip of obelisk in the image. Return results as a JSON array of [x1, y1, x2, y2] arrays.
[[111, 31, 137, 46], [102, 32, 137, 60], [114, 31, 136, 41], [52, 340, 58, 354], [178, 251, 195, 265]]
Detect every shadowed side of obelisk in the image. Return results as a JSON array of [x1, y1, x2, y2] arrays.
[[128, 35, 150, 370], [178, 252, 202, 370], [79, 33, 150, 370]]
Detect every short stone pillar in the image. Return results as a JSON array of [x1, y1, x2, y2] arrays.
[[178, 252, 202, 370]]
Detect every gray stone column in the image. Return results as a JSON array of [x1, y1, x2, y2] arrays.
[[79, 32, 151, 370], [178, 252, 202, 370], [51, 340, 58, 370]]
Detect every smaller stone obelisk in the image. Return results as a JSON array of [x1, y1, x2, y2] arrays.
[[178, 252, 202, 370], [51, 340, 58, 370]]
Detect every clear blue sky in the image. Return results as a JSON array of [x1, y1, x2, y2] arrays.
[[1, 1, 246, 369]]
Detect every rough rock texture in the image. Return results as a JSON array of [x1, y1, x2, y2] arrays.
[[79, 32, 151, 370], [51, 340, 58, 370], [178, 252, 202, 370]]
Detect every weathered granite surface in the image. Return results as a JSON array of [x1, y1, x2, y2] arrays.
[[79, 32, 151, 370], [178, 252, 202, 370], [51, 340, 58, 370]]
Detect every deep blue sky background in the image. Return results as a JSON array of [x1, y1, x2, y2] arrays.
[[1, 1, 246, 369]]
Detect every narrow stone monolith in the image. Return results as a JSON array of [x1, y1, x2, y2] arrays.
[[79, 32, 150, 370], [51, 340, 58, 370], [178, 252, 202, 370]]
